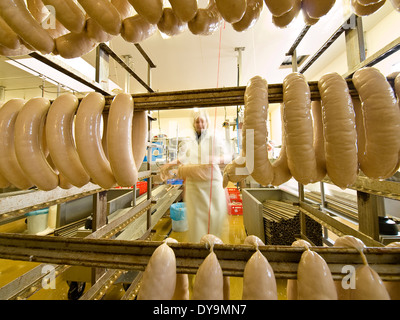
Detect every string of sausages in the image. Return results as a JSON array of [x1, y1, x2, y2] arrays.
[[0, 92, 148, 191], [0, 0, 399, 59], [223, 67, 400, 190], [137, 234, 399, 300]]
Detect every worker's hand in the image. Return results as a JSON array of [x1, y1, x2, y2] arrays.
[[159, 163, 179, 181], [177, 164, 212, 181]]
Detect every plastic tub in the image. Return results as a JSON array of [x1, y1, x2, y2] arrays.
[[170, 202, 188, 232], [26, 208, 49, 234]]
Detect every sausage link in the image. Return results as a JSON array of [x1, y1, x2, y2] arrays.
[[283, 72, 317, 185], [55, 31, 97, 59], [0, 99, 33, 189], [137, 241, 177, 300], [244, 76, 274, 185], [192, 250, 224, 300], [311, 101, 327, 181], [0, 16, 20, 49], [318, 72, 358, 188], [46, 93, 90, 188], [242, 250, 277, 300], [169, 0, 198, 22], [302, 0, 336, 19], [188, 0, 222, 35], [14, 98, 59, 191], [286, 240, 311, 300], [0, 0, 55, 54], [351, 0, 386, 16], [389, 0, 400, 11], [352, 67, 400, 179], [121, 14, 157, 44], [215, 0, 247, 23], [107, 93, 138, 187], [232, 0, 263, 32], [132, 111, 148, 169], [271, 105, 292, 186], [264, 0, 294, 16], [78, 0, 122, 35], [272, 0, 301, 29], [128, 0, 163, 24], [41, 0, 86, 33], [75, 92, 117, 189], [297, 249, 337, 299], [157, 8, 187, 37]]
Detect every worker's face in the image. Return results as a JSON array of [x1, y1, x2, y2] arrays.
[[194, 117, 207, 134]]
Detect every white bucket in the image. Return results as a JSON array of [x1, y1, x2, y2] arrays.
[[26, 208, 49, 234]]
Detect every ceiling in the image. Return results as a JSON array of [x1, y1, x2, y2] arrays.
[[0, 0, 396, 100]]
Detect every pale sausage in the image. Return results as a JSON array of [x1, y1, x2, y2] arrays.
[[75, 92, 117, 189], [107, 93, 138, 187], [302, 0, 336, 19], [271, 104, 292, 186], [215, 0, 247, 23], [78, 0, 122, 35], [389, 0, 400, 11], [169, 0, 198, 22], [351, 0, 386, 16], [286, 239, 310, 300], [137, 241, 177, 300], [121, 15, 157, 44], [199, 234, 230, 300], [243, 76, 274, 185], [0, 99, 33, 190], [384, 242, 400, 300], [192, 250, 224, 300], [264, 0, 295, 16], [334, 235, 390, 300], [302, 8, 319, 26], [232, 0, 263, 32], [297, 248, 337, 299], [41, 0, 86, 33], [188, 0, 222, 36], [132, 111, 148, 170], [272, 0, 301, 29], [128, 0, 163, 24], [0, 0, 55, 54], [14, 98, 59, 191], [0, 16, 20, 50], [157, 8, 187, 37], [242, 235, 277, 300], [318, 72, 358, 189], [283, 72, 317, 185], [352, 67, 400, 179], [311, 101, 327, 181], [55, 31, 97, 59], [46, 93, 90, 188]]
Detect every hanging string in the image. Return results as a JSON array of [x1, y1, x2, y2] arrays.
[[207, 21, 225, 234]]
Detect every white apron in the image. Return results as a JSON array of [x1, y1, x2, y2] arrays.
[[179, 130, 229, 243]]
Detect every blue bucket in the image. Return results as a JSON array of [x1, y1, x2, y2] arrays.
[[170, 202, 186, 221]]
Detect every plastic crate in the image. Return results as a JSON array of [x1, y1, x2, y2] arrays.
[[227, 188, 242, 202], [136, 181, 147, 195], [228, 202, 243, 215]]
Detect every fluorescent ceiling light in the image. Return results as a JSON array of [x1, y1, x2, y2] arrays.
[[6, 56, 121, 94]]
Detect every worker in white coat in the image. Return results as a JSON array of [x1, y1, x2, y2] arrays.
[[161, 111, 230, 242]]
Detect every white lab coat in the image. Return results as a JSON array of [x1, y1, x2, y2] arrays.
[[178, 129, 230, 243]]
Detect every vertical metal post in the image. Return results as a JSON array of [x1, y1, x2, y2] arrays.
[[95, 45, 110, 92], [345, 15, 366, 70], [92, 190, 108, 284], [122, 55, 132, 93], [0, 86, 5, 101], [146, 116, 152, 234]]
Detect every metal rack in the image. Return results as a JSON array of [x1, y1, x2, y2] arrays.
[[1, 13, 400, 299]]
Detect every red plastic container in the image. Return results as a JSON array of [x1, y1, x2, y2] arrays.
[[136, 181, 147, 195], [228, 202, 243, 215]]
